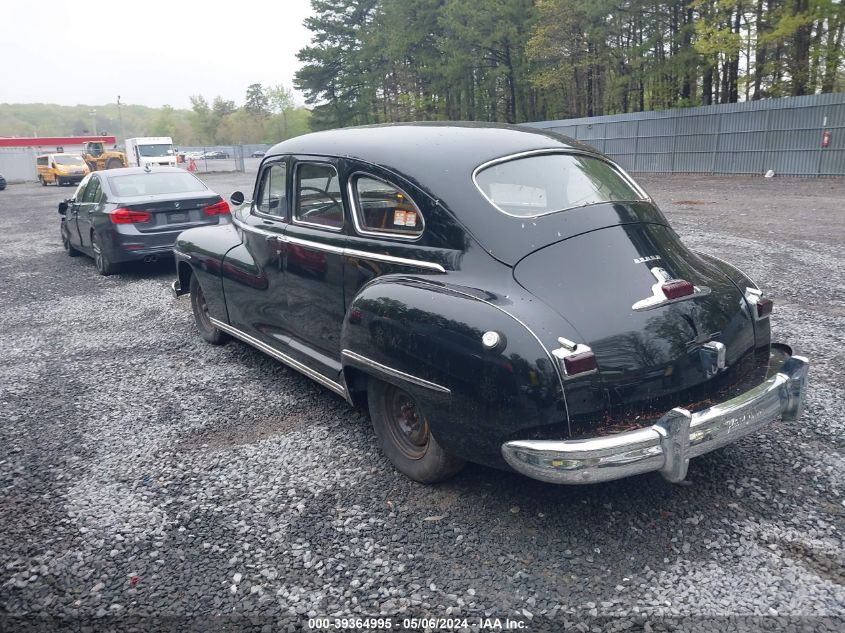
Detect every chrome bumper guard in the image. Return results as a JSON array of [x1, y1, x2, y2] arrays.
[[170, 280, 186, 298], [501, 353, 809, 484]]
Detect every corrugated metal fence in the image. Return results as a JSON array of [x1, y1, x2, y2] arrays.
[[526, 93, 845, 176], [0, 149, 38, 182]]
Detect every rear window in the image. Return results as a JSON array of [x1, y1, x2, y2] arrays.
[[109, 172, 207, 197], [474, 153, 645, 217]]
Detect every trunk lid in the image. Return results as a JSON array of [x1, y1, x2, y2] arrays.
[[513, 220, 757, 422], [121, 193, 223, 232]]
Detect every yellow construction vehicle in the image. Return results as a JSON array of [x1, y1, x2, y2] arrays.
[[81, 141, 127, 171]]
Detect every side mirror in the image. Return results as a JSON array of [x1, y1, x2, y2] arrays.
[[58, 200, 69, 215], [230, 191, 245, 206]]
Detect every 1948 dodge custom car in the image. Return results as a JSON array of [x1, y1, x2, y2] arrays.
[[171, 123, 809, 485]]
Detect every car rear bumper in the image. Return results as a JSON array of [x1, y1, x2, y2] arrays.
[[501, 345, 809, 484]]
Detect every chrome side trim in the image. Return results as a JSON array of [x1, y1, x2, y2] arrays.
[[471, 148, 650, 219], [208, 317, 347, 398], [502, 351, 809, 485], [341, 349, 451, 394], [231, 214, 445, 273], [346, 171, 425, 241], [410, 280, 570, 429], [343, 247, 446, 273]]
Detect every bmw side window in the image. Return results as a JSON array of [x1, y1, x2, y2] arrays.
[[73, 177, 90, 201], [353, 175, 424, 238], [82, 177, 101, 203], [255, 163, 287, 218], [295, 163, 343, 229]]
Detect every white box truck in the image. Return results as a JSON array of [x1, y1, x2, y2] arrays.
[[125, 137, 177, 168]]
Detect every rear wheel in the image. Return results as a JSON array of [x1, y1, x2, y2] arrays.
[[39, 176, 46, 187], [367, 379, 464, 484], [190, 274, 230, 345], [86, 161, 97, 173], [91, 232, 116, 276], [106, 158, 123, 170]]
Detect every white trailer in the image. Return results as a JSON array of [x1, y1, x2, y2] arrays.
[[125, 137, 176, 168]]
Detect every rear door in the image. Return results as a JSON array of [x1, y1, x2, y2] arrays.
[[75, 174, 102, 250]]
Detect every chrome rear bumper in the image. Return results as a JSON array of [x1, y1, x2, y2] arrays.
[[501, 351, 809, 484]]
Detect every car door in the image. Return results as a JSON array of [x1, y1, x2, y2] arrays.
[[66, 175, 92, 250], [75, 174, 102, 250], [282, 158, 348, 380], [222, 159, 290, 344]]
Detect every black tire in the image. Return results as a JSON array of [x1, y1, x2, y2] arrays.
[[367, 379, 464, 484], [106, 158, 123, 170], [190, 274, 230, 345], [40, 176, 47, 187], [86, 161, 97, 173], [61, 223, 80, 257], [91, 232, 116, 276]]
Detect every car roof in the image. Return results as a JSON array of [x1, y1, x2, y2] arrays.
[[267, 122, 613, 265]]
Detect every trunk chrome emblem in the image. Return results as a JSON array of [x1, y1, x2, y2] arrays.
[[632, 267, 711, 311]]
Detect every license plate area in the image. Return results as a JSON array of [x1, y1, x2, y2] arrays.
[[168, 211, 189, 223]]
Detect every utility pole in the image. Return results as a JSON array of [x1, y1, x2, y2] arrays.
[[117, 96, 126, 142]]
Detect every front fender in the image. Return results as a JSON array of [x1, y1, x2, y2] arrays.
[[340, 277, 567, 468], [174, 224, 242, 322]]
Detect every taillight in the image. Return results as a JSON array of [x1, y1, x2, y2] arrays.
[[563, 351, 598, 376], [745, 287, 773, 320], [110, 208, 151, 224], [756, 297, 774, 319], [661, 279, 694, 300], [204, 199, 230, 216]]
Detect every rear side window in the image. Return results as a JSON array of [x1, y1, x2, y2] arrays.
[[255, 163, 287, 217], [295, 163, 343, 229], [108, 172, 207, 197], [474, 153, 645, 218], [37, 156, 49, 166], [352, 175, 423, 238]]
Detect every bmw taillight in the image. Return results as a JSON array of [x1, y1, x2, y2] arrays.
[[204, 199, 230, 216], [110, 208, 151, 224]]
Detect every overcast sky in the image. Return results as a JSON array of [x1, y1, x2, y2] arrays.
[[3, 0, 315, 109]]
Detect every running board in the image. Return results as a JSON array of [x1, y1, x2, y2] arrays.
[[208, 317, 348, 400]]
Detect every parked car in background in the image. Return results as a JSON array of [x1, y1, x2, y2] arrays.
[[203, 151, 230, 159], [58, 167, 230, 276], [171, 123, 809, 486], [0, 173, 6, 190], [36, 153, 89, 186], [184, 151, 204, 161], [251, 150, 266, 158]]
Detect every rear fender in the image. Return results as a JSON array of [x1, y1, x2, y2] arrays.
[[340, 277, 570, 467], [174, 224, 241, 322]]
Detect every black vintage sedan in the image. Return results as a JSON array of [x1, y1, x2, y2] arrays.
[[58, 167, 230, 276], [171, 123, 809, 485]]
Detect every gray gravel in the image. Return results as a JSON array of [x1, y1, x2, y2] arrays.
[[0, 172, 843, 632]]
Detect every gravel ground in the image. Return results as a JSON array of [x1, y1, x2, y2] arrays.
[[0, 172, 842, 632]]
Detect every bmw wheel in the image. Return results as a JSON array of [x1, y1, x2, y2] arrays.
[[91, 232, 116, 276], [61, 223, 79, 257], [367, 379, 464, 484]]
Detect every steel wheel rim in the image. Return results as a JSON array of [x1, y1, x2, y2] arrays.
[[195, 283, 213, 330], [384, 385, 430, 460]]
